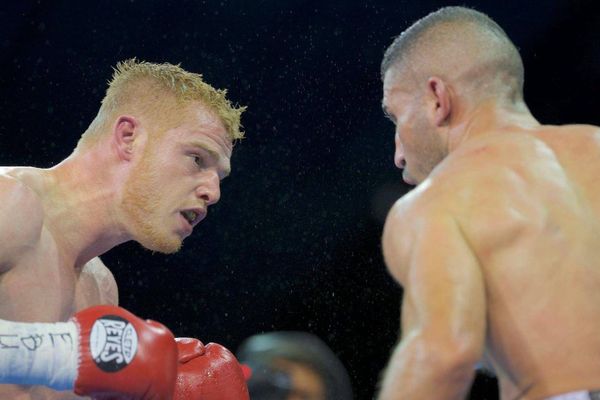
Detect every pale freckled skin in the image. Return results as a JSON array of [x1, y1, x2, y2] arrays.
[[121, 108, 231, 254], [0, 102, 232, 399]]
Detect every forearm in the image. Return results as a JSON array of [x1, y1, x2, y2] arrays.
[[378, 334, 476, 400], [0, 318, 78, 389], [2, 305, 179, 399]]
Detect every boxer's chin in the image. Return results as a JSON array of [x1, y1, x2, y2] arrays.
[[125, 210, 183, 253], [138, 230, 182, 254], [121, 194, 183, 254], [402, 170, 418, 186]]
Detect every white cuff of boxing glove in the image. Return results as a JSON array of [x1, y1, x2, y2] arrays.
[[0, 318, 78, 390]]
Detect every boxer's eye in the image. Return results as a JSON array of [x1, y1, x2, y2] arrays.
[[193, 155, 205, 168]]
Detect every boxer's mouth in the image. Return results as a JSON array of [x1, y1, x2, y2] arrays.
[[181, 209, 206, 227]]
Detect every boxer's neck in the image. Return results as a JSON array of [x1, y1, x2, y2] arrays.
[[41, 146, 133, 270], [447, 99, 540, 153]]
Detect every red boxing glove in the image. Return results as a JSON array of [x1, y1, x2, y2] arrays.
[[72, 305, 178, 400], [174, 338, 250, 400]]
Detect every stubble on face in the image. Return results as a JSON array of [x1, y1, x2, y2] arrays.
[[121, 142, 183, 254], [384, 67, 449, 184], [405, 111, 447, 184]]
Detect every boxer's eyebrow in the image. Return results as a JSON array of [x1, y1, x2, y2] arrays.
[[189, 142, 220, 160]]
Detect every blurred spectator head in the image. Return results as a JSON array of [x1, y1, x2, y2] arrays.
[[237, 331, 353, 400]]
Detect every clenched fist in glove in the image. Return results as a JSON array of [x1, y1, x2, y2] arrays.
[[174, 337, 249, 400], [0, 305, 179, 400]]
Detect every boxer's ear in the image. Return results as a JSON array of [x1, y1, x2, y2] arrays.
[[427, 77, 451, 127], [113, 115, 138, 161]]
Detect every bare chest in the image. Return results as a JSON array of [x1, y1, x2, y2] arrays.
[[0, 230, 102, 322]]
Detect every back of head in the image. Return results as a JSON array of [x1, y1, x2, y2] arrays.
[[237, 331, 353, 400], [381, 6, 524, 103], [78, 59, 245, 149]]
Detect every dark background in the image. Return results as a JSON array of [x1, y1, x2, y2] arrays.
[[1, 1, 598, 398]]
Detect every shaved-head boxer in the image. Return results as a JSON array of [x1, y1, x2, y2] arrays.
[[378, 6, 600, 400], [0, 60, 249, 399]]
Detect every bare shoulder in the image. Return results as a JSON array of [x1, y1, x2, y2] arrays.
[[382, 198, 413, 284], [0, 171, 45, 223], [551, 123, 600, 135], [382, 181, 457, 283], [81, 257, 119, 306], [382, 144, 526, 282], [534, 124, 600, 156], [431, 134, 538, 201], [427, 138, 545, 251], [0, 172, 45, 270]]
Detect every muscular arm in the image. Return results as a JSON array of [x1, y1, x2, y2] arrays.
[[86, 257, 118, 306], [78, 257, 119, 307], [378, 203, 486, 400]]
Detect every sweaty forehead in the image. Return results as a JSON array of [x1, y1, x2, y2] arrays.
[[382, 65, 418, 108], [383, 66, 408, 94], [382, 71, 403, 110], [186, 103, 223, 128], [184, 105, 231, 147]]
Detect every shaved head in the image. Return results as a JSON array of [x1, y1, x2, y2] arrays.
[[381, 6, 524, 102]]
